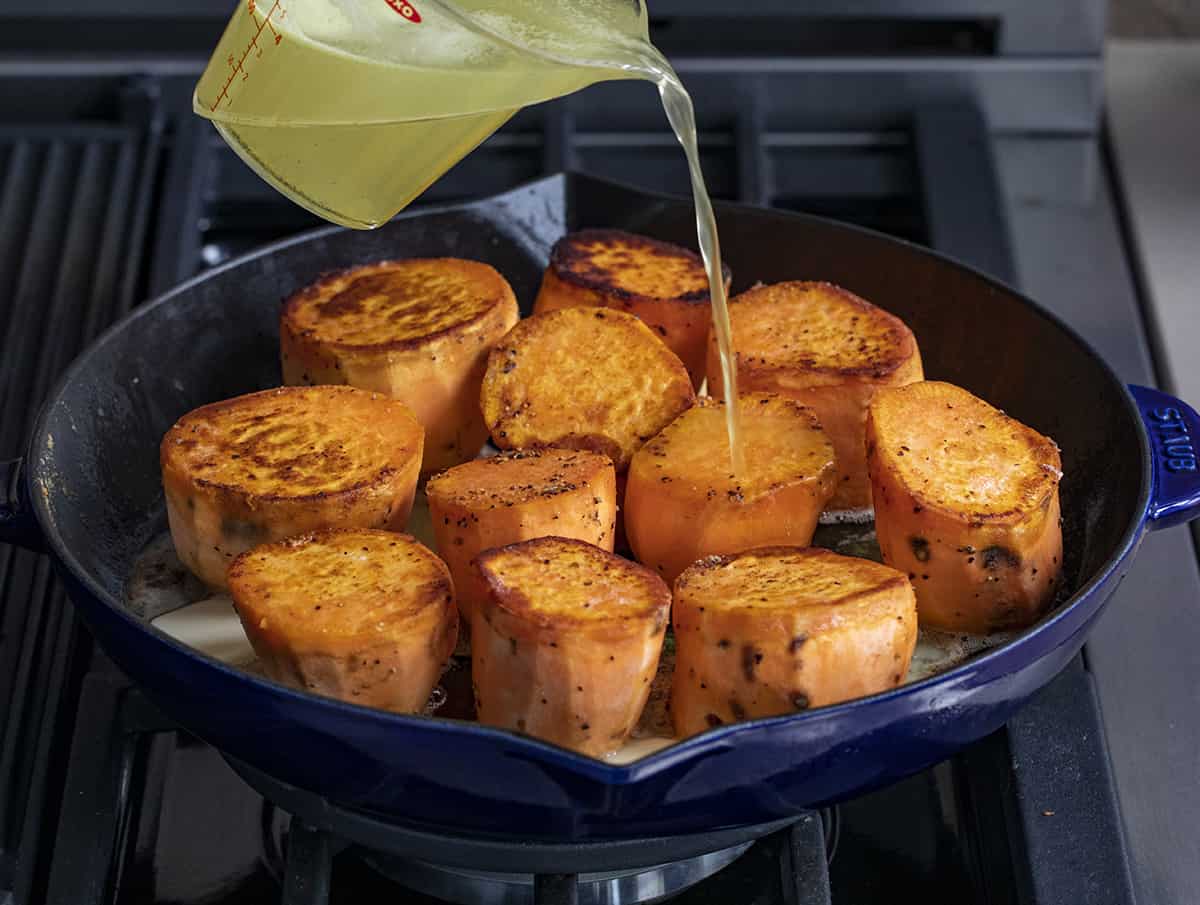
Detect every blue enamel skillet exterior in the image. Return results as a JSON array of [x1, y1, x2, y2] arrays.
[[2, 173, 1198, 841]]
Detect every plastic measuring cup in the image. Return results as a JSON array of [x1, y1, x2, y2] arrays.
[[194, 0, 652, 228]]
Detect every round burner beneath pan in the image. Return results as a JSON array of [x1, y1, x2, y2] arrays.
[[360, 842, 753, 905], [231, 755, 799, 873]]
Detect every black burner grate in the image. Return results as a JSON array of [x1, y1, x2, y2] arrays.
[[0, 85, 162, 905]]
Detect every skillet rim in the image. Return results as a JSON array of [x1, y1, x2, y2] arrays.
[[23, 171, 1154, 786]]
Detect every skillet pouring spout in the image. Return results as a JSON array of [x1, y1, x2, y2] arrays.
[[15, 172, 1200, 839]]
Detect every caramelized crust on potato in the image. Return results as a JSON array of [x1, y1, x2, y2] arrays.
[[281, 259, 519, 473], [480, 307, 695, 470], [160, 386, 423, 589], [707, 281, 923, 510], [866, 381, 1064, 633], [533, 230, 731, 387], [671, 546, 917, 737], [625, 393, 836, 582], [472, 537, 670, 756], [426, 449, 617, 624], [228, 529, 457, 712]]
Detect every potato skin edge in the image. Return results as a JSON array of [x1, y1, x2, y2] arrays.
[[228, 530, 459, 713], [427, 453, 617, 625], [281, 260, 519, 474], [160, 389, 423, 589], [865, 397, 1064, 633], [471, 537, 670, 756], [670, 548, 918, 738]]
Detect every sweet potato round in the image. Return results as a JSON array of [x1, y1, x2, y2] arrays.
[[866, 380, 1064, 633], [281, 258, 519, 473], [472, 537, 670, 757], [533, 229, 731, 387], [624, 393, 836, 583], [671, 546, 917, 738], [480, 306, 695, 471], [706, 281, 923, 511], [160, 386, 423, 589], [426, 448, 617, 624], [227, 529, 458, 713]]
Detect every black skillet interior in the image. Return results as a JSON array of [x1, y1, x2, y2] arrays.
[[32, 173, 1140, 631]]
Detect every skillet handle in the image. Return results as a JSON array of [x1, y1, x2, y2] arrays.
[[1130, 385, 1200, 530], [0, 458, 47, 552]]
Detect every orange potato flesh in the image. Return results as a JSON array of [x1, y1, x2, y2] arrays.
[[671, 546, 917, 738], [866, 381, 1064, 633], [480, 306, 695, 471], [706, 281, 923, 511], [426, 449, 617, 625], [281, 258, 519, 473], [227, 529, 458, 712], [533, 229, 731, 387], [624, 393, 836, 583], [472, 537, 670, 756], [160, 386, 423, 589]]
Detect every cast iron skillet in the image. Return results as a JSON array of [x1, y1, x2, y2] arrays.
[[2, 173, 1199, 843]]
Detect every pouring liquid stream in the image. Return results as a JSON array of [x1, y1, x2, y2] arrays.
[[194, 0, 742, 471], [650, 59, 744, 475]]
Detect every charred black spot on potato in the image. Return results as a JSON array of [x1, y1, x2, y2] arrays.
[[509, 637, 518, 655], [789, 633, 807, 654], [729, 699, 747, 720], [741, 644, 763, 681], [981, 546, 1021, 570], [909, 536, 931, 562], [792, 692, 810, 710], [706, 713, 724, 728]]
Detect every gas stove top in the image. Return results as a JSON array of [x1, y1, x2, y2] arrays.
[[2, 3, 1198, 904]]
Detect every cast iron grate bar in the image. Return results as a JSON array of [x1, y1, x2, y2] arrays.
[[0, 89, 161, 905], [148, 113, 211, 298], [283, 821, 336, 905], [783, 812, 832, 905], [735, 88, 769, 206], [543, 105, 576, 175], [535, 872, 580, 905], [1004, 659, 1136, 905], [912, 105, 1014, 284]]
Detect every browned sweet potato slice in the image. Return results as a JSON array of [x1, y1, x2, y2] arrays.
[[472, 537, 670, 757], [866, 380, 1064, 633], [281, 258, 519, 473], [671, 546, 917, 737], [624, 393, 836, 582], [533, 229, 731, 387], [426, 449, 617, 624], [227, 529, 458, 712], [706, 281, 923, 511], [480, 307, 695, 470], [160, 386, 423, 589]]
